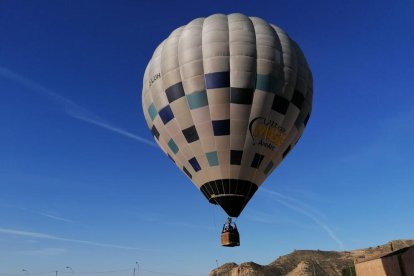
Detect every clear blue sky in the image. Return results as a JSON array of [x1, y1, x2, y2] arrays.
[[1, 0, 414, 275]]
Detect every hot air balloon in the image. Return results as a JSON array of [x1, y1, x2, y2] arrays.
[[142, 13, 312, 246]]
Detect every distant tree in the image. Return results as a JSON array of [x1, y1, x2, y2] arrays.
[[342, 266, 356, 276]]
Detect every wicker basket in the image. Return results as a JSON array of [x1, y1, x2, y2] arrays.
[[221, 231, 240, 247]]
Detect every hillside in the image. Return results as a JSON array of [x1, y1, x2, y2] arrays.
[[209, 239, 414, 276]]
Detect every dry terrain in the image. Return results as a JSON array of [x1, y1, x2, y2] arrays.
[[210, 239, 414, 276]]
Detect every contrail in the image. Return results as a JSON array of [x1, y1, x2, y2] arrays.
[[0, 65, 156, 147], [0, 227, 157, 251], [71, 113, 156, 147], [261, 188, 344, 249]]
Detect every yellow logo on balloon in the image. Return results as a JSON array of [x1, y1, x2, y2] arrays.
[[249, 117, 286, 150], [253, 123, 286, 147]]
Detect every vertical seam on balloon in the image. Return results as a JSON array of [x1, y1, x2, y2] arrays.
[[257, 24, 297, 178], [157, 29, 193, 180], [202, 15, 229, 202], [251, 22, 275, 185], [240, 19, 279, 191], [289, 40, 312, 147], [196, 18, 218, 195], [168, 27, 206, 186], [227, 15, 233, 198], [271, 26, 296, 164], [275, 38, 306, 161], [218, 15, 229, 199], [150, 44, 169, 156], [178, 18, 213, 191], [146, 45, 165, 150], [240, 15, 259, 209], [201, 17, 220, 203]]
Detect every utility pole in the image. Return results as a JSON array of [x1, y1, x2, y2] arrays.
[[135, 261, 139, 276], [312, 258, 316, 276], [22, 269, 29, 276], [66, 266, 73, 276], [55, 270, 58, 276]]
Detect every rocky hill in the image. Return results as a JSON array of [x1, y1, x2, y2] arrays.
[[209, 239, 414, 276]]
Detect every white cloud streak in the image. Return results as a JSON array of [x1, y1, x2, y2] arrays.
[[5, 205, 74, 224], [0, 65, 156, 147], [261, 188, 344, 249], [0, 227, 157, 251], [36, 212, 74, 223]]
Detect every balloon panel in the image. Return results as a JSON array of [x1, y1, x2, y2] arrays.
[[142, 14, 312, 217]]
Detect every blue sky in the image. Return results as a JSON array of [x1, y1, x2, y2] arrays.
[[1, 0, 414, 275]]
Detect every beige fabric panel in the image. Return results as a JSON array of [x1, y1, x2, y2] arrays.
[[227, 14, 256, 182], [142, 43, 188, 180], [161, 25, 206, 186], [246, 23, 306, 186], [177, 17, 212, 187], [271, 24, 298, 100], [201, 14, 230, 184], [202, 14, 230, 73], [238, 17, 283, 185]]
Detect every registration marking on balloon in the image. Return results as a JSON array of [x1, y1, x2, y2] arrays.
[[249, 117, 286, 151], [149, 72, 161, 87]]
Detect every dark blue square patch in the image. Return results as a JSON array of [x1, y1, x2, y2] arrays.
[[212, 119, 230, 136], [159, 105, 174, 124], [188, 157, 201, 172]]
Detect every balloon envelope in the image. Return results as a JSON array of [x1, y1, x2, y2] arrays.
[[142, 14, 312, 217]]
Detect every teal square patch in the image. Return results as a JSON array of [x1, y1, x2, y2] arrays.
[[167, 139, 179, 154], [187, 90, 208, 110], [256, 74, 279, 93], [206, 151, 219, 166], [148, 103, 157, 121]]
